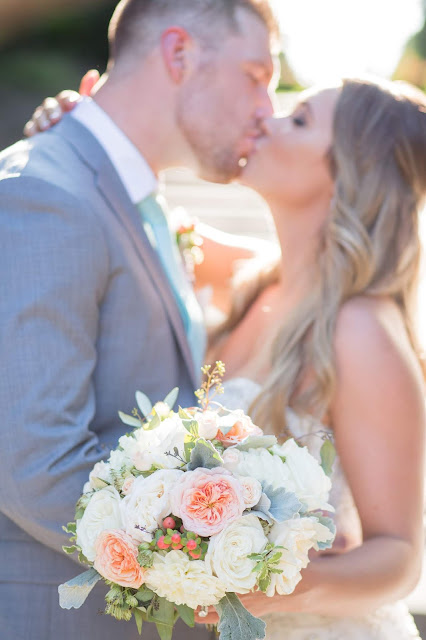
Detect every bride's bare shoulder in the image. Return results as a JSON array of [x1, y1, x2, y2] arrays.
[[333, 295, 424, 399]]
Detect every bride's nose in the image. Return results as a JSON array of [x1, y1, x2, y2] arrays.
[[261, 115, 290, 137]]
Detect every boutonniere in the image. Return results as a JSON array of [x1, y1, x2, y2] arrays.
[[175, 216, 204, 280]]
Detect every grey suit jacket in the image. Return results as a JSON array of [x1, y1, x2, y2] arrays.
[[0, 117, 210, 640]]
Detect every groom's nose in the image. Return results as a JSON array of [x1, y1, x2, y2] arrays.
[[255, 89, 275, 121]]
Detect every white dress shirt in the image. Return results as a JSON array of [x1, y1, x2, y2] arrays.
[[71, 96, 157, 204]]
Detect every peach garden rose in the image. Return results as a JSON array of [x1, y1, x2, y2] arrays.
[[170, 467, 245, 536], [94, 529, 146, 589], [216, 410, 263, 447]]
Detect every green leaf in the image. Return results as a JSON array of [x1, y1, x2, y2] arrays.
[[62, 545, 78, 555], [64, 521, 76, 534], [320, 439, 336, 477], [135, 587, 155, 603], [58, 568, 102, 610], [145, 411, 161, 431], [136, 391, 153, 417], [118, 411, 141, 428], [187, 438, 223, 471], [215, 593, 266, 640], [134, 607, 144, 635], [235, 435, 277, 451], [163, 387, 179, 410], [176, 604, 195, 628], [182, 419, 199, 436], [148, 597, 175, 640], [179, 407, 192, 420], [184, 439, 196, 462]]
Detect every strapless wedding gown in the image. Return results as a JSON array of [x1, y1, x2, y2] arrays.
[[220, 378, 422, 639]]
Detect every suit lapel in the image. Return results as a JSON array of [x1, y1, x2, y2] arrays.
[[55, 116, 198, 388]]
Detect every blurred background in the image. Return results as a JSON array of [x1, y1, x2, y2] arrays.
[[1, 0, 426, 630]]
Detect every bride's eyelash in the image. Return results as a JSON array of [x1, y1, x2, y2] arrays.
[[292, 115, 305, 126]]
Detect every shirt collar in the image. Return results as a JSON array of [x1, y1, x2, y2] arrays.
[[70, 96, 157, 204]]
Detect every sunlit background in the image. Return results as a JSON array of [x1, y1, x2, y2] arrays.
[[272, 0, 424, 84]]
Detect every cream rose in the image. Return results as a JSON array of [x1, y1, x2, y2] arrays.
[[196, 410, 219, 440], [119, 414, 187, 472], [121, 469, 184, 543], [145, 550, 226, 608], [76, 486, 123, 562], [236, 475, 263, 509], [265, 516, 335, 596], [88, 461, 111, 490], [272, 439, 333, 512], [222, 447, 288, 491], [205, 514, 267, 593]]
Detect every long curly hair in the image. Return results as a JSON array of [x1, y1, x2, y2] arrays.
[[244, 78, 426, 434]]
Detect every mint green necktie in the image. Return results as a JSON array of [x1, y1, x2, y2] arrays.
[[137, 193, 206, 374]]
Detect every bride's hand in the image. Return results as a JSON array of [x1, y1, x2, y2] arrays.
[[23, 69, 100, 137]]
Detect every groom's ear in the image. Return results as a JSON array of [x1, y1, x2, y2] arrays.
[[161, 27, 195, 84]]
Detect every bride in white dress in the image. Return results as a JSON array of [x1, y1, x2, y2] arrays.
[[195, 77, 426, 638]]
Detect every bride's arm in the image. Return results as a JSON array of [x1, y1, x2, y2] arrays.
[[198, 296, 425, 622]]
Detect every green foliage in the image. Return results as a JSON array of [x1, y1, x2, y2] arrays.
[[176, 604, 195, 628], [248, 543, 284, 593], [215, 593, 266, 640], [187, 438, 223, 470], [320, 438, 336, 477], [147, 596, 175, 640]]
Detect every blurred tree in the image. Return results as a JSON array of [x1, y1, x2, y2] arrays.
[[393, 2, 426, 88], [0, 0, 112, 46], [0, 0, 115, 147]]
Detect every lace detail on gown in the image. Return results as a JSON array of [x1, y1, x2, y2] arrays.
[[220, 378, 421, 640]]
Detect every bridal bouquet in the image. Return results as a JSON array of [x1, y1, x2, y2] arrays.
[[59, 362, 336, 640]]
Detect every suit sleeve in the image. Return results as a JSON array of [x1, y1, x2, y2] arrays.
[[0, 174, 111, 557]]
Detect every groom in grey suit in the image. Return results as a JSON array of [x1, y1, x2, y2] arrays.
[[0, 0, 277, 638]]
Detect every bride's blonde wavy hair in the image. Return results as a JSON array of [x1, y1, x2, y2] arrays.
[[229, 78, 426, 434]]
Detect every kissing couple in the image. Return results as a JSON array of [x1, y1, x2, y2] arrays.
[[1, 1, 425, 639]]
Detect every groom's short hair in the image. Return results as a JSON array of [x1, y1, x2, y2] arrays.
[[108, 0, 278, 64]]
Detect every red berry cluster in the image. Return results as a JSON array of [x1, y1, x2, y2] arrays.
[[153, 517, 207, 560]]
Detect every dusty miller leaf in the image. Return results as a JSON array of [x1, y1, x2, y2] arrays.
[[58, 568, 101, 609], [235, 435, 277, 452], [215, 593, 266, 640], [187, 438, 223, 470], [260, 485, 302, 522], [315, 514, 336, 550]]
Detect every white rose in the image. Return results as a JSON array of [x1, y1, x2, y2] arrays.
[[222, 447, 288, 491], [88, 461, 111, 490], [76, 486, 123, 561], [272, 439, 333, 512], [120, 414, 188, 472], [236, 475, 263, 508], [205, 514, 267, 593], [121, 469, 184, 543], [109, 448, 132, 473], [221, 448, 243, 469], [266, 516, 335, 596], [196, 410, 219, 440], [145, 550, 226, 608], [121, 476, 135, 496]]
